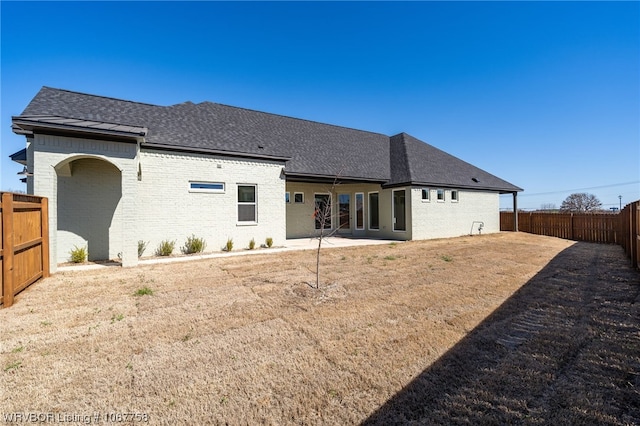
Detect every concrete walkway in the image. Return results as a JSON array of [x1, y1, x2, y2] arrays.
[[57, 236, 399, 272]]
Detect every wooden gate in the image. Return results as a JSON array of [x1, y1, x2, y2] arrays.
[[1, 192, 50, 308]]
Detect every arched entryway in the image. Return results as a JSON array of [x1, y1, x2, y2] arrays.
[[55, 156, 123, 262]]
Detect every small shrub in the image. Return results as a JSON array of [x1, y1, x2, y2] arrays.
[[249, 238, 256, 250], [265, 237, 273, 248], [69, 245, 87, 263], [225, 238, 234, 252], [441, 255, 453, 262], [134, 286, 154, 296], [156, 240, 175, 256], [182, 234, 206, 254], [111, 313, 124, 323], [138, 240, 148, 258]]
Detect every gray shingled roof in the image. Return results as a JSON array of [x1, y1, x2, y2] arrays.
[[13, 87, 521, 192], [389, 133, 522, 192]]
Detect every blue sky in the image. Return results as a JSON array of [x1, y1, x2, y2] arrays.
[[2, 1, 639, 210]]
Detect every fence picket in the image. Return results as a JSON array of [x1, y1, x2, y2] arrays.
[[501, 201, 640, 269]]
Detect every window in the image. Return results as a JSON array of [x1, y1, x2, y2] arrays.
[[421, 188, 430, 202], [285, 192, 290, 203], [437, 189, 445, 202], [294, 192, 304, 203], [369, 192, 379, 230], [189, 181, 225, 193], [393, 189, 406, 231], [355, 192, 364, 230], [238, 185, 257, 223], [451, 190, 459, 202], [314, 194, 332, 230]]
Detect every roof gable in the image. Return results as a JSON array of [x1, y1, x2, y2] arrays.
[[389, 133, 522, 192]]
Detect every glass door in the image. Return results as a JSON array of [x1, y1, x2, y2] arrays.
[[338, 193, 351, 233]]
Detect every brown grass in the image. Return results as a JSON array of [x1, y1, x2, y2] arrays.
[[1, 233, 638, 425]]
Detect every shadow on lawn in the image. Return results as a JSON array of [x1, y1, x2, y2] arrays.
[[363, 242, 640, 425]]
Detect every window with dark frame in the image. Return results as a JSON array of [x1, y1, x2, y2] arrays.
[[355, 192, 364, 230], [314, 194, 331, 230], [369, 192, 379, 230]]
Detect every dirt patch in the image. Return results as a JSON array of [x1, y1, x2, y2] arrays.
[[1, 233, 638, 425]]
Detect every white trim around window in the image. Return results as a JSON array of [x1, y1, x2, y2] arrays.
[[314, 193, 332, 230], [392, 188, 407, 232], [355, 192, 365, 230], [189, 181, 225, 193], [368, 191, 380, 231], [421, 187, 430, 202], [436, 188, 445, 202], [237, 184, 257, 225], [285, 192, 291, 203], [451, 190, 459, 202], [294, 192, 305, 204]]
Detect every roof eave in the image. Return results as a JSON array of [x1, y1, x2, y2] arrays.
[[12, 117, 146, 142], [383, 180, 523, 192], [9, 148, 27, 166], [284, 171, 387, 185]]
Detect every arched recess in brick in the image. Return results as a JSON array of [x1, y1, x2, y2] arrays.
[[54, 155, 123, 262]]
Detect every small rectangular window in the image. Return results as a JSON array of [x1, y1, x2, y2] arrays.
[[437, 189, 445, 202], [451, 190, 459, 202], [238, 185, 257, 223], [285, 192, 290, 203], [421, 188, 430, 202], [189, 181, 225, 193], [294, 192, 304, 203]]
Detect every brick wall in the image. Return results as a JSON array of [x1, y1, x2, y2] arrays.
[[136, 150, 286, 254], [410, 188, 499, 239]]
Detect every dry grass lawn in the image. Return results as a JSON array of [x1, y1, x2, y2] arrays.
[[1, 232, 638, 425]]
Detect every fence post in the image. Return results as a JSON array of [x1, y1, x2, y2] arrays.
[[41, 197, 50, 278], [633, 202, 639, 269], [2, 193, 14, 308], [513, 192, 518, 232]]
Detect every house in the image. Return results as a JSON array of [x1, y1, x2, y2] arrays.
[[10, 87, 522, 272]]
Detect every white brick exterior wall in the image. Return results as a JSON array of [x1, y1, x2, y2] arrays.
[[29, 136, 286, 271], [31, 134, 138, 272], [410, 187, 500, 239], [27, 133, 501, 271], [136, 150, 286, 255]]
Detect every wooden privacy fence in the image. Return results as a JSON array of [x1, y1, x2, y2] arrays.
[[501, 200, 640, 269], [1, 192, 50, 308]]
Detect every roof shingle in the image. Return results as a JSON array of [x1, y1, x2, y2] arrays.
[[13, 87, 521, 192]]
